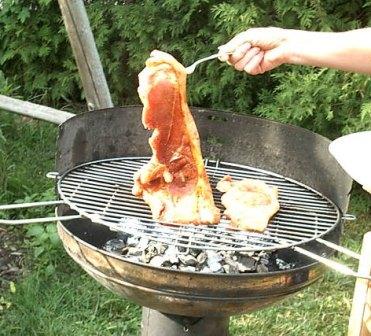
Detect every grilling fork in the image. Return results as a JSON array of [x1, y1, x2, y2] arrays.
[[185, 52, 232, 74]]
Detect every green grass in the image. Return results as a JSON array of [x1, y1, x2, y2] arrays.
[[230, 214, 370, 336], [0, 112, 57, 204], [0, 112, 370, 336], [0, 257, 140, 336]]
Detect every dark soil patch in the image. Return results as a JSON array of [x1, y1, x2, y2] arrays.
[[0, 227, 25, 288]]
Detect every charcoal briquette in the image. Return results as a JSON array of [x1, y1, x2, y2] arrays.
[[103, 238, 127, 252]]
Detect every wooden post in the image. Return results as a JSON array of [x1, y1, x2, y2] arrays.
[[58, 0, 113, 110], [0, 95, 74, 124], [348, 232, 371, 336]]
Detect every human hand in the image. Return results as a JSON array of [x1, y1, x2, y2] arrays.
[[218, 27, 291, 75]]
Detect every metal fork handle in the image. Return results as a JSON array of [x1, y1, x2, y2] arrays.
[[0, 200, 81, 225]]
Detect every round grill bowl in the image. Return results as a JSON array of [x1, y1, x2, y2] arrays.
[[57, 209, 327, 317], [55, 107, 352, 317]]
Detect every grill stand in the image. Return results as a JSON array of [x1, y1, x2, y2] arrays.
[[141, 308, 229, 336]]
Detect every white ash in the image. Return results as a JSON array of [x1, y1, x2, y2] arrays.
[[149, 255, 166, 267], [178, 254, 197, 266], [102, 234, 296, 274]]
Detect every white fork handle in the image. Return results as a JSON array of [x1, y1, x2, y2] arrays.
[[0, 200, 81, 225], [185, 53, 221, 74]]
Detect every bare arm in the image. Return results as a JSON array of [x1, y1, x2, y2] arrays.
[[218, 27, 371, 75]]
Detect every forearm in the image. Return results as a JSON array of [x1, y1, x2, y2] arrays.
[[284, 28, 371, 74]]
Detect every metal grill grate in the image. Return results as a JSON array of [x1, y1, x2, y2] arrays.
[[57, 157, 341, 252]]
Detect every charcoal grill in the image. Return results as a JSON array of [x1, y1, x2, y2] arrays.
[[0, 106, 363, 335]]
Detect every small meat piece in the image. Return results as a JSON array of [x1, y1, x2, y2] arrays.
[[216, 176, 279, 232], [132, 50, 220, 224]]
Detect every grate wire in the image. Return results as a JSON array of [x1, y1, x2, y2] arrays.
[[58, 157, 341, 252]]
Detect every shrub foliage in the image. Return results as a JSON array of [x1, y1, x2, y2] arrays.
[[0, 0, 370, 137]]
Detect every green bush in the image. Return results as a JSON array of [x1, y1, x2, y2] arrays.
[[0, 0, 370, 137]]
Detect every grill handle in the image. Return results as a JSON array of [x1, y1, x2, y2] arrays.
[[293, 244, 371, 281], [0, 200, 81, 225]]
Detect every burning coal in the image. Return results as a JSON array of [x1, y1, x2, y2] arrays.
[[103, 233, 295, 274]]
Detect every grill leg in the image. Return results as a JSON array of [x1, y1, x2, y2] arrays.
[[141, 307, 229, 336]]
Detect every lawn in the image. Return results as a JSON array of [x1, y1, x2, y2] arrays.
[[0, 112, 370, 336]]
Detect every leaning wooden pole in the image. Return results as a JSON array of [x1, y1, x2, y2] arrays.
[[348, 232, 371, 336], [58, 0, 113, 110], [0, 95, 74, 125]]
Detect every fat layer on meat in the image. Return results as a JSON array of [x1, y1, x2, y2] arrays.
[[132, 50, 220, 224]]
